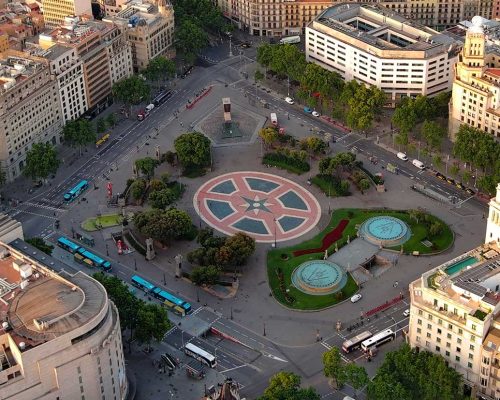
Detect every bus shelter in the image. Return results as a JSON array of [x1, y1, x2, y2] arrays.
[[75, 231, 95, 247]]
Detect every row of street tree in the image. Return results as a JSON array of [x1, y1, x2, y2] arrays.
[[256, 44, 386, 131], [260, 345, 465, 400], [93, 272, 171, 352]]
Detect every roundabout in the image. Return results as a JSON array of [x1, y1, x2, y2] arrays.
[[193, 171, 321, 243]]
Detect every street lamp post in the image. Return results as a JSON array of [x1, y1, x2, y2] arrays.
[[287, 76, 290, 97], [163, 272, 166, 286], [230, 306, 233, 320], [134, 259, 137, 271], [263, 322, 266, 336], [196, 288, 200, 302], [273, 217, 277, 248], [106, 243, 109, 256], [197, 200, 201, 229]]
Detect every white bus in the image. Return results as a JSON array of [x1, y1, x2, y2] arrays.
[[184, 343, 217, 368], [342, 331, 373, 353], [279, 36, 300, 44], [361, 328, 396, 352]]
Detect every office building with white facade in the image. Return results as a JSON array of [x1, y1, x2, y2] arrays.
[[305, 3, 462, 105]]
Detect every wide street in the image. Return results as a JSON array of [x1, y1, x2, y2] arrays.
[[3, 37, 490, 399]]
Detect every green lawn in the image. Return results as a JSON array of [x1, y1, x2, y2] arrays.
[[82, 214, 123, 231], [267, 208, 454, 310]]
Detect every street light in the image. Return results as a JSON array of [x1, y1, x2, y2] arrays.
[[134, 259, 137, 271], [230, 306, 233, 320], [273, 217, 277, 248], [163, 272, 166, 286], [263, 322, 266, 336]]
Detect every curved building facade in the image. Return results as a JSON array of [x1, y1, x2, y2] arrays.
[[0, 241, 127, 400]]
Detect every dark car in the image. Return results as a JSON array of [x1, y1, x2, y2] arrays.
[[241, 42, 252, 48], [180, 66, 194, 79]]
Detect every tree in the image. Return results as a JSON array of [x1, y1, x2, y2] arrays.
[[93, 272, 142, 352], [421, 120, 445, 151], [429, 221, 444, 237], [345, 363, 369, 397], [174, 132, 211, 169], [367, 344, 464, 400], [107, 113, 117, 128], [433, 154, 442, 168], [130, 179, 147, 201], [135, 157, 159, 180], [149, 179, 166, 192], [254, 69, 264, 81], [96, 117, 107, 134], [359, 178, 370, 191], [175, 20, 208, 63], [134, 303, 171, 350], [259, 127, 279, 147], [392, 101, 417, 134], [26, 237, 54, 255], [323, 347, 347, 388], [462, 170, 472, 185], [112, 75, 151, 107], [143, 56, 175, 83], [259, 371, 320, 400], [135, 208, 193, 244], [62, 119, 96, 155], [224, 232, 256, 265], [449, 164, 460, 177], [190, 265, 221, 285], [149, 188, 175, 209], [23, 143, 60, 181]]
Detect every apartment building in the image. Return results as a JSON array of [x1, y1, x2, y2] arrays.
[[305, 4, 461, 105], [39, 17, 132, 115], [217, 0, 492, 37], [41, 0, 92, 27], [0, 238, 127, 399], [408, 184, 500, 399], [104, 0, 174, 72], [0, 2, 45, 50], [449, 17, 500, 140], [0, 50, 62, 182]]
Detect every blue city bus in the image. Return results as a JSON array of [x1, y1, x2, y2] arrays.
[[152, 287, 192, 314], [57, 236, 81, 254], [64, 179, 89, 202], [131, 275, 155, 292], [75, 248, 112, 271]]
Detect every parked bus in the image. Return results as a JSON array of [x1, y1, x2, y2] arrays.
[[131, 275, 156, 292], [64, 180, 89, 202], [184, 343, 217, 368], [57, 236, 81, 254], [361, 329, 396, 352], [96, 133, 110, 148], [279, 35, 300, 44], [152, 287, 192, 315], [75, 248, 112, 271], [153, 90, 172, 106], [342, 331, 373, 353]]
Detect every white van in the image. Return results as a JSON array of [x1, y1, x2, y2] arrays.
[[397, 152, 408, 161], [343, 396, 356, 400], [412, 159, 425, 170], [145, 103, 155, 112]]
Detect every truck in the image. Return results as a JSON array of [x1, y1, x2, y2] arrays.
[[279, 36, 301, 45], [270, 113, 278, 126], [137, 109, 150, 121]]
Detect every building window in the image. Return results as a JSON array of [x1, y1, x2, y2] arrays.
[[470, 345, 475, 351], [427, 333, 432, 338], [469, 354, 474, 360], [446, 351, 450, 356], [417, 319, 422, 325], [437, 329, 442, 334], [472, 324, 477, 331], [436, 346, 440, 352], [456, 356, 460, 362], [456, 347, 461, 353], [417, 328, 422, 333], [427, 324, 432, 330]]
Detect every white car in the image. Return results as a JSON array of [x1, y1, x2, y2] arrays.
[[285, 97, 294, 104], [403, 309, 410, 317], [350, 293, 362, 303], [312, 111, 320, 117], [397, 152, 409, 161]]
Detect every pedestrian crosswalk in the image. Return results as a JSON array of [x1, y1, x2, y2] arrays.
[[320, 341, 349, 362]]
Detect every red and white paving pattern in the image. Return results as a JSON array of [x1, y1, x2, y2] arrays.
[[193, 171, 321, 243]]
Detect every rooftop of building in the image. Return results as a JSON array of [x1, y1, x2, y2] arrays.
[[39, 16, 115, 47], [103, 0, 172, 27], [0, 50, 47, 93], [0, 240, 107, 351], [416, 241, 500, 322], [310, 3, 461, 55]]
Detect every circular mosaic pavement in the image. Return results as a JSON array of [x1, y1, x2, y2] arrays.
[[193, 171, 321, 243], [292, 260, 347, 295], [359, 216, 411, 247]]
